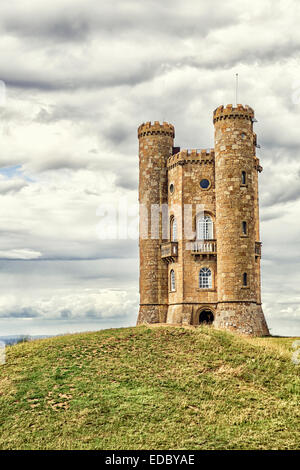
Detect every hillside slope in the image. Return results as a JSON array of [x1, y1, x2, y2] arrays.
[[0, 325, 299, 450]]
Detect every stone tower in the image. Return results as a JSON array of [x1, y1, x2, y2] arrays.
[[137, 121, 175, 325], [213, 105, 269, 335], [137, 105, 269, 336]]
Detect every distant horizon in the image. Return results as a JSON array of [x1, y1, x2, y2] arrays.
[[0, 314, 299, 339]]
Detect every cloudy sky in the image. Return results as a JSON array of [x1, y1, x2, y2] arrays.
[[0, 0, 299, 337]]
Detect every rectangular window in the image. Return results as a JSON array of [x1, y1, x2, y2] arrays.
[[242, 221, 247, 235], [170, 270, 176, 291], [199, 268, 212, 289]]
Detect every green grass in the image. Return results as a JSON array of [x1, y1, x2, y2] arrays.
[[0, 325, 299, 450]]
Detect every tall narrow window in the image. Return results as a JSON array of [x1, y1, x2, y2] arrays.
[[242, 221, 247, 235], [242, 171, 246, 185], [170, 217, 177, 241], [197, 215, 213, 240], [199, 268, 212, 289], [243, 272, 248, 286], [170, 270, 176, 292]]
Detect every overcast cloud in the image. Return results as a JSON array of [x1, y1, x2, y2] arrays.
[[0, 0, 299, 336]]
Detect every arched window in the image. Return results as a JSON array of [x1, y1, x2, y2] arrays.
[[241, 171, 246, 185], [243, 272, 248, 286], [199, 268, 212, 289], [170, 217, 177, 241], [242, 221, 247, 235], [170, 270, 176, 292], [197, 215, 213, 240]]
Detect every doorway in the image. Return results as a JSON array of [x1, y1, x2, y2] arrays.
[[198, 309, 214, 325]]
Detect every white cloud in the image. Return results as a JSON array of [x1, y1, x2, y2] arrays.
[[0, 0, 299, 335], [0, 249, 41, 259], [0, 288, 138, 320]]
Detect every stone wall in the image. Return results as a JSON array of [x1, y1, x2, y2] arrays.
[[166, 150, 217, 325], [215, 302, 269, 336]]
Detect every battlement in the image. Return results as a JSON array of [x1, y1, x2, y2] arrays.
[[167, 148, 215, 169], [138, 121, 175, 138], [213, 104, 254, 123]]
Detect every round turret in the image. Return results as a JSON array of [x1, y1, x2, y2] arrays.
[[213, 104, 269, 335], [137, 121, 174, 325]]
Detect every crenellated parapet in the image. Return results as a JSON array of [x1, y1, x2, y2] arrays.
[[138, 121, 175, 138], [213, 104, 254, 124], [167, 148, 215, 169]]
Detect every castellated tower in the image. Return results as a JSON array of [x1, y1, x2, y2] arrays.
[[137, 106, 269, 336], [137, 121, 175, 324], [213, 105, 269, 335]]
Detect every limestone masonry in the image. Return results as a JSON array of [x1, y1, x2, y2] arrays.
[[137, 104, 269, 336]]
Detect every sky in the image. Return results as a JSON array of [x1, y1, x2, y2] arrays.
[[0, 0, 299, 337]]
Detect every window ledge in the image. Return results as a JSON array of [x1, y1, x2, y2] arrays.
[[196, 288, 216, 292], [241, 286, 250, 289], [187, 238, 216, 242]]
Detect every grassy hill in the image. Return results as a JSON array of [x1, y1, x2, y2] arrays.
[[0, 325, 299, 450]]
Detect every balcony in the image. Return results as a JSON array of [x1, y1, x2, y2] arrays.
[[191, 240, 217, 256], [161, 242, 178, 262], [255, 241, 262, 258]]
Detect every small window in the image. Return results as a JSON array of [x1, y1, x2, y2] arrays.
[[241, 171, 246, 185], [170, 270, 176, 292], [199, 268, 212, 289], [243, 272, 248, 286], [169, 183, 174, 194], [242, 221, 247, 235], [170, 217, 177, 241], [200, 179, 210, 190]]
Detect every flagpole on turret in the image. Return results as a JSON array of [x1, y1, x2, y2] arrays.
[[235, 73, 239, 106]]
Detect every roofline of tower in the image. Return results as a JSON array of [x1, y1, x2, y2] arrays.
[[213, 104, 254, 123], [168, 148, 215, 168], [138, 121, 175, 138]]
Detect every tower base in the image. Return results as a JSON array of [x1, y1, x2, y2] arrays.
[[166, 304, 218, 326], [138, 302, 269, 336], [137, 304, 168, 325], [215, 302, 269, 336]]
